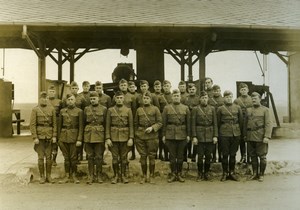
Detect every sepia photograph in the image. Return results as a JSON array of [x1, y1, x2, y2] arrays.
[[0, 0, 299, 209]]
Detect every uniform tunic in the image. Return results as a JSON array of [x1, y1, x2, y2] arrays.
[[62, 93, 86, 110], [183, 95, 200, 111], [234, 95, 253, 117], [158, 92, 172, 113], [98, 93, 112, 108], [209, 95, 224, 108]]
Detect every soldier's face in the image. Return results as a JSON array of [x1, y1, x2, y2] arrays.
[[82, 84, 90, 92], [119, 83, 128, 92], [95, 85, 103, 93], [140, 84, 149, 93], [71, 86, 79, 94], [252, 95, 261, 106], [163, 84, 171, 93], [178, 84, 186, 93], [213, 89, 221, 97], [154, 84, 161, 93], [67, 95, 76, 106], [188, 87, 196, 95], [39, 97, 48, 106], [172, 93, 181, 103], [128, 85, 136, 93], [90, 96, 99, 105], [143, 96, 151, 105], [200, 95, 208, 105], [48, 90, 56, 98], [205, 79, 213, 89], [240, 87, 249, 96], [115, 95, 124, 105], [224, 94, 233, 104]]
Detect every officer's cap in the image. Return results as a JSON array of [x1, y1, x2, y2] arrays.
[[66, 93, 75, 99], [119, 78, 128, 84], [48, 85, 55, 90], [239, 83, 248, 89], [172, 89, 180, 95], [70, 81, 78, 87], [199, 91, 208, 97], [251, 92, 261, 98], [212, 85, 220, 90], [153, 80, 161, 86], [128, 81, 135, 86], [40, 91, 48, 98], [140, 80, 149, 86], [82, 81, 90, 86], [163, 80, 171, 85], [223, 90, 233, 97], [143, 91, 152, 98], [115, 91, 124, 96], [95, 81, 102, 86], [178, 80, 186, 85], [90, 91, 98, 98]]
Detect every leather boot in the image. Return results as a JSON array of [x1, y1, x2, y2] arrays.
[[59, 162, 70, 184], [204, 163, 211, 181], [249, 162, 258, 180], [46, 161, 54, 183], [96, 160, 103, 184], [140, 164, 147, 184], [121, 163, 129, 183], [149, 164, 155, 184], [177, 162, 185, 182], [71, 163, 80, 184], [38, 162, 45, 184], [197, 163, 204, 182], [111, 163, 119, 184], [129, 147, 136, 160], [87, 159, 94, 185], [228, 171, 239, 181], [259, 162, 266, 182], [168, 173, 176, 183], [220, 172, 227, 182], [52, 153, 57, 167]]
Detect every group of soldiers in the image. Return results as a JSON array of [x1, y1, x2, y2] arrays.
[[30, 77, 272, 185]]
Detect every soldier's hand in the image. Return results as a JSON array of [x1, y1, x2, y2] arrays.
[[145, 127, 153, 133], [106, 139, 113, 147], [192, 137, 198, 145], [263, 137, 270, 144], [33, 138, 39, 145], [186, 136, 190, 143], [162, 136, 166, 144], [52, 137, 57, 143], [76, 141, 82, 147], [213, 137, 218, 144], [127, 138, 133, 147]]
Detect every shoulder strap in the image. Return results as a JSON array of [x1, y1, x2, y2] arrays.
[[141, 107, 152, 124], [170, 105, 182, 123], [162, 95, 168, 105], [222, 105, 234, 119], [238, 98, 246, 108], [112, 107, 126, 125], [37, 106, 49, 121], [197, 106, 211, 122]]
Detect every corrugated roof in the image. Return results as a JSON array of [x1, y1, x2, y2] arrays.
[[0, 0, 300, 29]]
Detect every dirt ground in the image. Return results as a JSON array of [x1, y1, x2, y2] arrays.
[[0, 174, 299, 210]]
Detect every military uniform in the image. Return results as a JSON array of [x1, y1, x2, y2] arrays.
[[136, 92, 159, 108], [234, 95, 253, 162], [62, 93, 86, 110], [245, 102, 272, 181], [192, 104, 218, 180], [58, 104, 83, 183], [112, 91, 136, 111], [106, 104, 134, 183], [135, 103, 162, 183], [217, 102, 243, 181], [180, 92, 189, 104], [30, 100, 57, 183], [78, 91, 91, 107], [163, 101, 190, 182], [206, 88, 214, 98], [98, 92, 112, 108], [84, 103, 107, 184], [48, 96, 62, 166]]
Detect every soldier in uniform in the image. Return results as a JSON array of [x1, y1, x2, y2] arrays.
[[128, 81, 139, 99], [83, 91, 107, 184], [217, 90, 243, 182], [136, 80, 159, 108], [135, 91, 162, 184], [192, 91, 218, 181], [105, 91, 134, 184], [178, 80, 189, 103], [152, 80, 164, 160], [30, 91, 57, 184], [204, 77, 214, 98], [183, 83, 200, 162], [209, 84, 224, 163], [162, 89, 190, 183], [112, 79, 137, 160], [47, 85, 62, 166], [78, 81, 91, 107], [58, 93, 83, 184], [94, 81, 112, 108], [234, 83, 253, 164], [245, 92, 272, 182], [158, 80, 174, 161]]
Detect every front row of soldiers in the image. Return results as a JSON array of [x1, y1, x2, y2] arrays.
[[30, 80, 272, 184]]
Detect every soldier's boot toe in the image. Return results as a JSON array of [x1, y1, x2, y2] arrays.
[[73, 176, 80, 184], [46, 176, 55, 184], [121, 175, 129, 184], [98, 175, 103, 184], [203, 173, 210, 181], [149, 175, 155, 184], [248, 174, 259, 181], [228, 173, 239, 181], [220, 173, 227, 182], [111, 176, 118, 184], [59, 175, 70, 184], [86, 176, 93, 185], [196, 173, 204, 182], [177, 174, 185, 183], [258, 175, 264, 182], [168, 174, 176, 183], [39, 176, 46, 184]]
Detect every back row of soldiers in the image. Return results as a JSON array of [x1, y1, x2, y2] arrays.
[[30, 77, 272, 184]]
